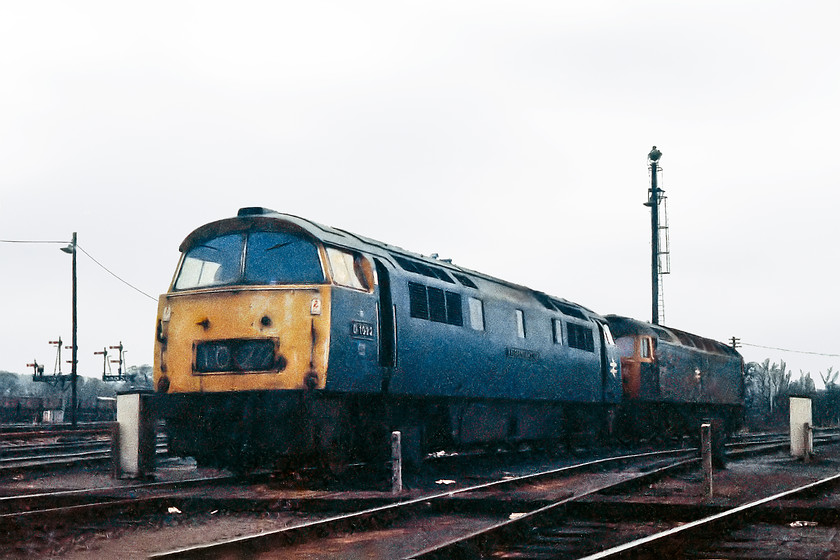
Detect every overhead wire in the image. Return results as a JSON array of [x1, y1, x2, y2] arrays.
[[740, 342, 840, 359], [0, 239, 66, 244], [1, 237, 157, 302], [76, 245, 158, 302]]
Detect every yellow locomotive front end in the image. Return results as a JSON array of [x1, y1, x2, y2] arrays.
[[153, 213, 336, 468], [155, 287, 330, 393]]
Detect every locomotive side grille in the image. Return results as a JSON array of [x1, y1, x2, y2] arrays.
[[568, 323, 595, 352], [408, 281, 464, 326], [445, 292, 463, 326], [427, 287, 447, 323], [409, 282, 429, 319]]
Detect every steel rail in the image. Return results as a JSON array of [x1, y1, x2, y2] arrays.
[[1, 438, 110, 457], [0, 472, 256, 519], [0, 441, 168, 475], [410, 435, 840, 560], [405, 457, 698, 559], [578, 470, 840, 559], [0, 422, 116, 441], [148, 448, 697, 559]]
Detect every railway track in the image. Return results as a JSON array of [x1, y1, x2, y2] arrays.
[[0, 428, 836, 558], [0, 470, 270, 553], [0, 422, 168, 474], [571, 470, 840, 559], [143, 433, 840, 560], [144, 448, 699, 559]]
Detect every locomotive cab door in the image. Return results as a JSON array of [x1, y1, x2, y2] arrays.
[[616, 335, 654, 400], [374, 259, 397, 392]]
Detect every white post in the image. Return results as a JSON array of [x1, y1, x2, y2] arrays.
[[391, 431, 402, 494], [701, 423, 713, 498], [790, 397, 813, 458], [116, 392, 155, 479]]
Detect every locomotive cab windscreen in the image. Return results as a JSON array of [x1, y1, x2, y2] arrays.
[[173, 230, 325, 290]]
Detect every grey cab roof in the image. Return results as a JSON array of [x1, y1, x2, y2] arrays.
[[179, 207, 603, 321]]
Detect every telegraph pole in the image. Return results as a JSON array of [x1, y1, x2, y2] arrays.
[[646, 147, 663, 324], [61, 233, 78, 426]]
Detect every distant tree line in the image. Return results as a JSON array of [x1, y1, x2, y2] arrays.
[[745, 359, 839, 429]]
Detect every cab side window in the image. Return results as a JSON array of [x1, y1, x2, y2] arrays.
[[640, 337, 653, 358], [326, 247, 371, 291]]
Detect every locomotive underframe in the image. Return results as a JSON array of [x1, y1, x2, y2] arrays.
[[156, 390, 614, 471], [616, 399, 744, 444]]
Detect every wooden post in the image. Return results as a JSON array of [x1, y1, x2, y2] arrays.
[[111, 422, 121, 478], [391, 431, 402, 494], [701, 423, 713, 498], [804, 422, 813, 463]]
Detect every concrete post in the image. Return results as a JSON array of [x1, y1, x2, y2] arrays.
[[790, 396, 813, 458], [701, 423, 713, 498], [391, 431, 402, 494], [115, 391, 156, 479]]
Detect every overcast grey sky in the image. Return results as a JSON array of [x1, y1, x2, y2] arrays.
[[1, 1, 838, 384]]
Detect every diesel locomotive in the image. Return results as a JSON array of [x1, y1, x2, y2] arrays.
[[605, 315, 744, 440], [152, 207, 743, 470]]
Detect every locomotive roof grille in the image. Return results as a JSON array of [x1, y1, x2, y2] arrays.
[[451, 273, 478, 289], [551, 299, 589, 321], [534, 292, 590, 321], [390, 253, 455, 284]]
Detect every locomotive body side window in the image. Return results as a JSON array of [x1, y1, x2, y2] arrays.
[[468, 297, 484, 331], [552, 318, 563, 344], [515, 309, 526, 338]]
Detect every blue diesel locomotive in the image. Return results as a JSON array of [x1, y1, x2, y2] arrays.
[[153, 208, 740, 470]]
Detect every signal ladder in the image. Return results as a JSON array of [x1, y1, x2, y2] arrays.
[[657, 192, 670, 324]]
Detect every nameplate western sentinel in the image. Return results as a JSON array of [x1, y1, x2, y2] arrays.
[[506, 348, 540, 362]]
